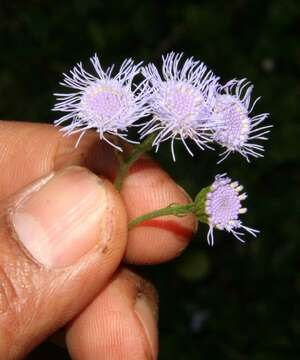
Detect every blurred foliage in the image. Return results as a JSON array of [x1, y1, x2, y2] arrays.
[[0, 0, 299, 359]]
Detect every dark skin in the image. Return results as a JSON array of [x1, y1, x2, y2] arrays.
[[0, 121, 196, 359]]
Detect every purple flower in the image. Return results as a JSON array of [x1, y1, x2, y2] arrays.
[[53, 54, 150, 150], [140, 52, 219, 160], [195, 174, 258, 246], [211, 79, 271, 162]]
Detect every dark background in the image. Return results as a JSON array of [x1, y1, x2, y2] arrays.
[[0, 0, 299, 359]]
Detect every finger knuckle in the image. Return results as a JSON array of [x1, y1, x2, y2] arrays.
[[0, 263, 18, 316], [0, 257, 37, 321]]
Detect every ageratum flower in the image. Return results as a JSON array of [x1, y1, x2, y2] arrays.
[[211, 79, 271, 162], [53, 54, 150, 150], [141, 52, 219, 161], [195, 174, 258, 246]]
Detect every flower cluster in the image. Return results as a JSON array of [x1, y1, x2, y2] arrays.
[[54, 52, 271, 160], [211, 79, 271, 162], [53, 54, 151, 150], [53, 52, 271, 245], [194, 174, 259, 246], [140, 53, 219, 160]]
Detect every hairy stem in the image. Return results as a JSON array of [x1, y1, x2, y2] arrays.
[[128, 203, 195, 229], [114, 133, 156, 191]]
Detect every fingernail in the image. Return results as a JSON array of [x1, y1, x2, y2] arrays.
[[135, 294, 158, 359], [11, 166, 108, 268]]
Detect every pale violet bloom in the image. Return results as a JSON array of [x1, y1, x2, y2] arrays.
[[140, 52, 219, 161], [53, 54, 150, 150], [199, 174, 258, 246], [211, 79, 271, 162]]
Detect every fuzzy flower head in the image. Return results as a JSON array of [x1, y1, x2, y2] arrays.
[[53, 54, 150, 150], [195, 174, 258, 246], [211, 79, 271, 162], [140, 52, 219, 160]]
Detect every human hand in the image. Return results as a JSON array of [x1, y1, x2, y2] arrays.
[[0, 121, 196, 359]]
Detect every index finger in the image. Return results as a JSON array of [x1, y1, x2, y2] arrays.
[[0, 120, 196, 264]]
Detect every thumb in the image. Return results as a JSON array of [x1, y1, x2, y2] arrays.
[[0, 166, 127, 359]]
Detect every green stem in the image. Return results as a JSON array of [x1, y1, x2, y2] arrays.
[[114, 133, 156, 191], [128, 203, 195, 230]]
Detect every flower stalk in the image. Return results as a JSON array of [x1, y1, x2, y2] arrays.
[[128, 203, 195, 230], [114, 133, 156, 190]]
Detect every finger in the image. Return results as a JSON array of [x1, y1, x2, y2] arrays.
[[66, 268, 158, 360], [120, 158, 197, 264], [0, 121, 196, 265], [0, 166, 127, 359], [0, 120, 118, 200]]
